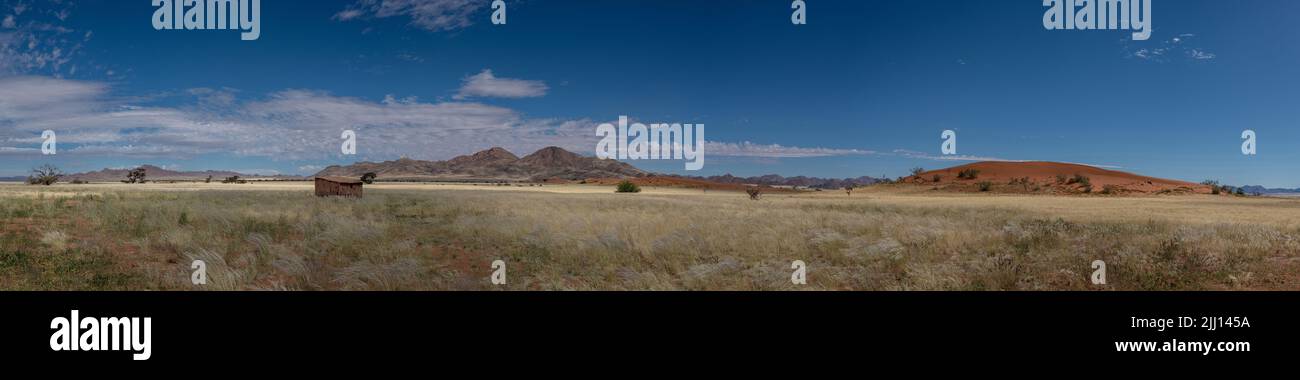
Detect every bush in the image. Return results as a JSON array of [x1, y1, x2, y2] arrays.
[[957, 168, 980, 180], [1055, 174, 1068, 184], [1101, 184, 1121, 195], [910, 167, 925, 177], [844, 186, 854, 196], [977, 181, 992, 192], [746, 187, 762, 200], [360, 172, 377, 184], [1009, 177, 1030, 191], [932, 174, 942, 183], [615, 180, 641, 193], [1068, 174, 1091, 187]]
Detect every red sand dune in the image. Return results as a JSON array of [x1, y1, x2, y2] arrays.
[[914, 161, 1209, 194]]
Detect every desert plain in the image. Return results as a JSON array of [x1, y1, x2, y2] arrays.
[[1, 179, 1297, 291]]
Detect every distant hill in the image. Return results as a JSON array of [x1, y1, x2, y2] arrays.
[[314, 146, 647, 181], [1239, 185, 1300, 195], [64, 165, 281, 183]]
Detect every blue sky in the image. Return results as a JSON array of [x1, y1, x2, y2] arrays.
[[2, 0, 1299, 186]]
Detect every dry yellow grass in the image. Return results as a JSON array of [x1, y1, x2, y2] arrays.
[[1, 182, 1297, 290]]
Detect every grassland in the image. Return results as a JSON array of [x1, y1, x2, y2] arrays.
[[1, 182, 1298, 290]]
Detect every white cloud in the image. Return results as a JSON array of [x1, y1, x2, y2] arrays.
[[454, 69, 548, 99], [334, 0, 488, 32], [892, 149, 1122, 169], [1188, 48, 1216, 60], [0, 1, 85, 76], [1126, 33, 1216, 62], [706, 141, 878, 158], [6, 76, 1115, 172], [0, 76, 594, 161]]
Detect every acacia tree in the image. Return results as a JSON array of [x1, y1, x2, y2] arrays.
[[124, 167, 147, 184], [361, 172, 377, 184], [28, 164, 63, 186]]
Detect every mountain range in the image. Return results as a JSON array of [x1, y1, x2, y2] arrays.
[[64, 165, 254, 182], [312, 146, 647, 181]]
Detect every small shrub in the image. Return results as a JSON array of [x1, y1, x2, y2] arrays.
[[1055, 174, 1068, 184], [957, 168, 980, 180], [1101, 184, 1121, 195], [910, 167, 925, 177], [746, 187, 762, 200], [977, 181, 992, 192], [1068, 174, 1091, 187], [844, 186, 854, 196], [932, 174, 942, 183], [1009, 177, 1030, 191], [615, 180, 641, 193]]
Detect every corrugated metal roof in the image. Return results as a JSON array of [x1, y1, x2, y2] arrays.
[[315, 176, 364, 184]]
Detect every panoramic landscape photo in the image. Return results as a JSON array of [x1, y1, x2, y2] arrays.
[[2, 1, 1299, 291]]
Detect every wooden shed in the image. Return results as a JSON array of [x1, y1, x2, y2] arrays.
[[314, 176, 364, 198]]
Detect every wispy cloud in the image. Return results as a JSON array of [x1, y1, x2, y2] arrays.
[[454, 69, 548, 99], [334, 0, 489, 32], [893, 149, 1123, 169], [891, 149, 1021, 163], [2, 75, 1126, 169], [0, 75, 593, 161], [1126, 33, 1216, 62], [0, 0, 87, 76], [706, 141, 878, 158]]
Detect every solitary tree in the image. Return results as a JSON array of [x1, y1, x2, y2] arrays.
[[360, 172, 377, 184], [28, 164, 63, 186], [124, 167, 147, 184]]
